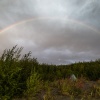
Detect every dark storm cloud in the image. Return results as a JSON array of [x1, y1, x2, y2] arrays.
[[0, 0, 100, 64]]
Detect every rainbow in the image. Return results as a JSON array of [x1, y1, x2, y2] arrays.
[[0, 16, 99, 34]]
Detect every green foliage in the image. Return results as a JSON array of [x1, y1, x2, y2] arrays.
[[0, 45, 39, 99], [0, 45, 100, 99], [25, 68, 42, 97], [0, 45, 22, 99]]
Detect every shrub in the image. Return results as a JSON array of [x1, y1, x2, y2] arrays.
[[25, 68, 42, 97]]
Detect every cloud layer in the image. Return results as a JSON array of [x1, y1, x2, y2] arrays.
[[0, 0, 100, 64]]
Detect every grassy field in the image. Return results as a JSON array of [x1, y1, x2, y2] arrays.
[[0, 46, 100, 100]]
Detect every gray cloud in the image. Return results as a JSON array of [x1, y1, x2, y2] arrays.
[[0, 0, 100, 64]]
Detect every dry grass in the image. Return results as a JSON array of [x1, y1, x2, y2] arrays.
[[13, 78, 100, 100]]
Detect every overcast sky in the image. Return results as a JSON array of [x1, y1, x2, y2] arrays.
[[0, 0, 100, 64]]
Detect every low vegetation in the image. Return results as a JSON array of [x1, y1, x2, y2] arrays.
[[0, 46, 100, 100]]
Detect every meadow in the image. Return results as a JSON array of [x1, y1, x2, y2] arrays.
[[0, 46, 100, 100]]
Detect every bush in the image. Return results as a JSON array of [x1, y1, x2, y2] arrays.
[[25, 68, 42, 97], [0, 46, 39, 99]]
